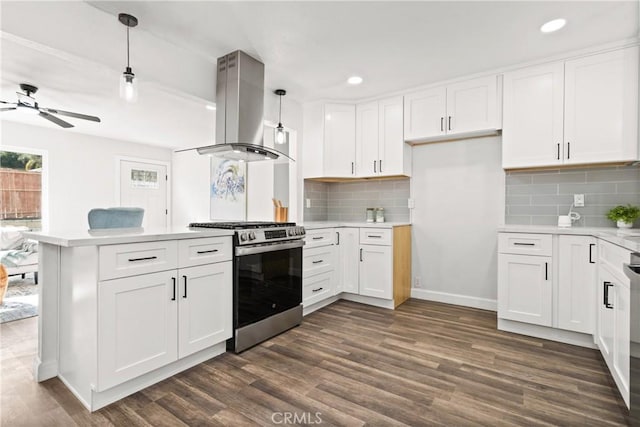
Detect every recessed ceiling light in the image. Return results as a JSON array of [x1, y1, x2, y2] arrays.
[[206, 104, 216, 110], [540, 18, 566, 33], [347, 76, 363, 85]]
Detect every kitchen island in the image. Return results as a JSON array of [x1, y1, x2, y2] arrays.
[[24, 227, 234, 411]]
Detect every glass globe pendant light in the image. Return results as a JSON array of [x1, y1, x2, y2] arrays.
[[118, 13, 139, 103], [274, 89, 286, 144]]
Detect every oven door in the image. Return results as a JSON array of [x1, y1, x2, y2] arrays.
[[234, 240, 303, 328]]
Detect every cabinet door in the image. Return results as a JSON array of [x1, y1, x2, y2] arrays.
[[497, 254, 552, 326], [359, 244, 392, 299], [564, 46, 639, 164], [324, 103, 356, 177], [597, 266, 616, 368], [98, 271, 178, 391], [614, 279, 630, 403], [446, 75, 498, 135], [338, 228, 360, 294], [557, 236, 596, 334], [356, 101, 379, 177], [378, 96, 405, 177], [178, 262, 232, 359], [403, 87, 446, 141], [502, 62, 564, 168]]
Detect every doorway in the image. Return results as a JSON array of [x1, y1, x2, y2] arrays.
[[118, 158, 169, 228]]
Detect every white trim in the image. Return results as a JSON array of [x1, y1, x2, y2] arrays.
[[115, 156, 172, 227], [497, 318, 596, 349], [340, 293, 395, 309], [33, 357, 57, 382], [0, 144, 49, 232], [411, 288, 497, 311], [303, 295, 340, 316]]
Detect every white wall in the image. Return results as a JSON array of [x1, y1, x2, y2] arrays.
[[1, 121, 172, 231], [410, 136, 505, 310]]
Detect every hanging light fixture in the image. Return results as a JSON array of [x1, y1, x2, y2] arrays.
[[118, 13, 139, 102], [274, 89, 286, 144]]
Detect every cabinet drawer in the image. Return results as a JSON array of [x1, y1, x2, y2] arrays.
[[599, 239, 631, 279], [304, 228, 336, 248], [303, 271, 334, 307], [178, 237, 232, 268], [498, 233, 552, 256], [360, 228, 392, 246], [303, 246, 335, 277], [100, 240, 178, 281]]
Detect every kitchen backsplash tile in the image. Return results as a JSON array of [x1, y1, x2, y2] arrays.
[[505, 165, 640, 227], [303, 178, 410, 222]]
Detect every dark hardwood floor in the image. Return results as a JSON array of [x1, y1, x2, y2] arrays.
[[0, 299, 630, 426]]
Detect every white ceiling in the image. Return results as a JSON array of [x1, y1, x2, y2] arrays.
[[0, 1, 638, 149]]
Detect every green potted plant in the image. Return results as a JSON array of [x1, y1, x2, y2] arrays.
[[606, 204, 640, 228]]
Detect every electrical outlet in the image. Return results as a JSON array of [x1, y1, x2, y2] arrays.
[[574, 194, 585, 207], [306, 198, 311, 208], [408, 198, 415, 209], [414, 276, 421, 288]]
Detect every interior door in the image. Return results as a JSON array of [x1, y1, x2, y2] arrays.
[[120, 160, 168, 228]]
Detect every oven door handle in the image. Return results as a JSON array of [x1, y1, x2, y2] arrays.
[[235, 240, 305, 256]]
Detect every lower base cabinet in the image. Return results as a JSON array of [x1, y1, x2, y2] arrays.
[[338, 228, 360, 294], [97, 261, 232, 392], [359, 245, 392, 299]]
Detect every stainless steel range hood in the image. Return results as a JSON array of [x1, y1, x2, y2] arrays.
[[196, 50, 288, 161]]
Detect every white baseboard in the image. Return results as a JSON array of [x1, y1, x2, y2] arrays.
[[340, 293, 395, 309], [411, 288, 497, 311], [303, 295, 340, 316], [34, 357, 57, 382], [498, 318, 596, 349]]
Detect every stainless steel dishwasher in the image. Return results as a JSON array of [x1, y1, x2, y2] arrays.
[[624, 253, 640, 425]]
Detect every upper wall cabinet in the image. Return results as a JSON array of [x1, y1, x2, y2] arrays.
[[356, 96, 411, 178], [303, 103, 356, 179], [502, 46, 639, 169], [403, 75, 502, 144], [304, 99, 409, 179]]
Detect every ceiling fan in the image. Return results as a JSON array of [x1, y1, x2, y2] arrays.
[[0, 83, 101, 128]]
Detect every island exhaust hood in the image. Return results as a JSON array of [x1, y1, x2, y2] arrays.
[[196, 50, 289, 161]]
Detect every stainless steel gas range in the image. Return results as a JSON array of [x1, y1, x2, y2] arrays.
[[189, 221, 305, 353]]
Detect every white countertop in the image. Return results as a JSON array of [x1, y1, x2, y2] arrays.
[[25, 227, 234, 247], [303, 221, 412, 230], [498, 224, 640, 252]]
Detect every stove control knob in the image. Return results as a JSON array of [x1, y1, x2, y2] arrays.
[[299, 227, 305, 236], [249, 231, 256, 240], [240, 232, 248, 242], [287, 228, 294, 236]]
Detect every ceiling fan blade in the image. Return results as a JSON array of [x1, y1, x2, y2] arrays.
[[0, 107, 17, 112], [39, 111, 73, 128], [41, 108, 100, 123], [0, 100, 17, 105]]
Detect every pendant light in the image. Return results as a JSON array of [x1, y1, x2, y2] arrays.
[[118, 13, 139, 103], [274, 89, 286, 144]]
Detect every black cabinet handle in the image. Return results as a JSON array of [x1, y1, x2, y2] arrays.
[[604, 281, 613, 309], [589, 244, 595, 264], [557, 143, 560, 160], [171, 277, 176, 301], [336, 232, 340, 245], [544, 262, 548, 281], [513, 242, 535, 246], [183, 275, 187, 298], [197, 249, 218, 254], [312, 236, 323, 240], [367, 235, 382, 239], [312, 287, 323, 293], [448, 116, 452, 131], [440, 117, 444, 132], [312, 260, 324, 264], [567, 142, 570, 159], [360, 248, 363, 262], [373, 160, 376, 173], [128, 256, 157, 262], [379, 160, 383, 173], [351, 162, 354, 175]]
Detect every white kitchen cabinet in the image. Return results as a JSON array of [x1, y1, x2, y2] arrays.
[[498, 253, 553, 327], [337, 228, 359, 294], [177, 262, 232, 359], [324, 104, 356, 177], [356, 101, 379, 177], [597, 266, 616, 367], [404, 75, 500, 144], [303, 229, 337, 308], [502, 46, 639, 169], [303, 271, 334, 307], [557, 236, 596, 334], [359, 244, 393, 300], [98, 270, 178, 391], [564, 47, 639, 164], [502, 62, 565, 168]]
